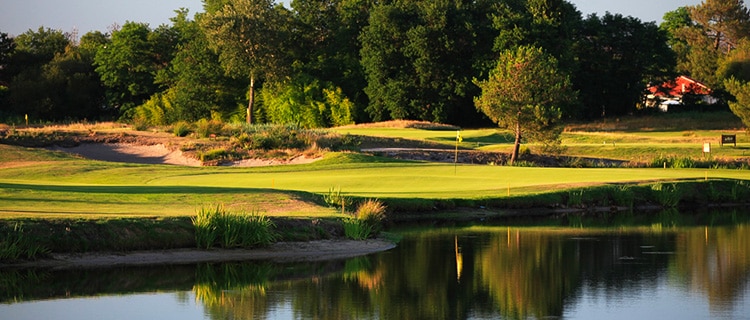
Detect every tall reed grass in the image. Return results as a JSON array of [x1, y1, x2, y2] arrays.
[[342, 199, 387, 240], [651, 183, 682, 208], [0, 224, 50, 262], [192, 205, 277, 249]]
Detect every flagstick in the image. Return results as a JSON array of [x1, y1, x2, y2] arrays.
[[454, 130, 461, 175]]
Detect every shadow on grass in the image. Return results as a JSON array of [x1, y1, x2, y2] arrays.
[[0, 182, 302, 196]]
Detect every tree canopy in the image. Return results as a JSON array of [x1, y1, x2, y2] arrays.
[[6, 0, 750, 130], [474, 45, 574, 164]]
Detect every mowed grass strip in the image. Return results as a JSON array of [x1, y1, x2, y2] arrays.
[[2, 146, 750, 218]]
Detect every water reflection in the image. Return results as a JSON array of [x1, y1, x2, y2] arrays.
[[2, 210, 749, 319]]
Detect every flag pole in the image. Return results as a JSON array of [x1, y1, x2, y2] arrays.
[[455, 130, 462, 175]]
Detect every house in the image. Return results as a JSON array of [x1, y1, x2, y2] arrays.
[[645, 76, 717, 112]]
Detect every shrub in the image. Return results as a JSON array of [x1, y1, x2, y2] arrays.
[[195, 119, 225, 138], [172, 121, 191, 137], [198, 148, 231, 162], [192, 205, 277, 249]]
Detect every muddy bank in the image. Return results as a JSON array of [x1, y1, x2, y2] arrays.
[[6, 239, 396, 270]]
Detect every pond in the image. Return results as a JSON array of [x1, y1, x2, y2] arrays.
[[2, 211, 750, 319]]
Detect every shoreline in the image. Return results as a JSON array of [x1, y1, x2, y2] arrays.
[[4, 239, 397, 270]]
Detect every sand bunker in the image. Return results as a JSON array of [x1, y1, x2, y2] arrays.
[[51, 143, 202, 166], [50, 143, 319, 167]]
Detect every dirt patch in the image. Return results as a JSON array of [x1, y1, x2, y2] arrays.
[[8, 239, 396, 270]]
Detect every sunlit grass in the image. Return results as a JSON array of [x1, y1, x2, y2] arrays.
[[2, 146, 750, 219]]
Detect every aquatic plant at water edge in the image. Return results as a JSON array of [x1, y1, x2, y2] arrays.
[[0, 224, 50, 262], [610, 185, 634, 208], [192, 205, 278, 249], [651, 183, 682, 208], [343, 199, 387, 240], [567, 189, 584, 207]]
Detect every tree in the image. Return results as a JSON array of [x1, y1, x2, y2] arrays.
[[151, 9, 247, 123], [94, 22, 174, 117], [260, 75, 354, 128], [719, 38, 750, 82], [0, 32, 14, 84], [690, 0, 750, 53], [490, 0, 581, 73], [3, 27, 105, 120], [359, 0, 495, 124], [674, 0, 750, 89], [0, 32, 14, 110], [725, 77, 750, 127], [474, 46, 574, 165], [291, 0, 373, 121], [661, 7, 694, 68], [201, 0, 286, 124], [573, 13, 675, 118]]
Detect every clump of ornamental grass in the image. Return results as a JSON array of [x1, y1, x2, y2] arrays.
[[193, 205, 277, 249], [342, 199, 387, 240]]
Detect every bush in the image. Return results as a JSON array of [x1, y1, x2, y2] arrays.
[[198, 148, 232, 162], [192, 205, 277, 249], [195, 119, 225, 138], [343, 199, 386, 240], [172, 121, 191, 137]]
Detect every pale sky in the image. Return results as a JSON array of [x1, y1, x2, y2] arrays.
[[0, 0, 704, 37]]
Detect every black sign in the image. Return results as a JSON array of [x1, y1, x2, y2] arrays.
[[721, 135, 737, 147]]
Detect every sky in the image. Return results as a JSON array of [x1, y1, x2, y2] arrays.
[[0, 0, 704, 37]]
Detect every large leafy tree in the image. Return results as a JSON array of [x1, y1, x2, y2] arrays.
[[573, 13, 675, 118], [153, 9, 246, 123], [94, 22, 176, 117], [0, 32, 15, 109], [201, 0, 287, 124], [0, 32, 15, 84], [360, 0, 494, 124], [490, 0, 581, 73], [291, 0, 372, 121], [474, 45, 574, 165], [2, 28, 110, 121]]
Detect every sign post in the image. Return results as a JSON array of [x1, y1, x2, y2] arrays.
[[703, 142, 711, 158]]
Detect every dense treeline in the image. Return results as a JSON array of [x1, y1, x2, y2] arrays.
[[0, 0, 748, 129]]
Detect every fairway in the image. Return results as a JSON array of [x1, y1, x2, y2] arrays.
[[2, 146, 749, 218]]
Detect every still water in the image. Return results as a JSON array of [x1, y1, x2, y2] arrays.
[[2, 217, 749, 319]]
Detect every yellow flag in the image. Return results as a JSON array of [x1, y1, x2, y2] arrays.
[[457, 131, 463, 143]]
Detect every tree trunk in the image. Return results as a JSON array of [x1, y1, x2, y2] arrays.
[[510, 120, 521, 166], [247, 75, 255, 124]]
